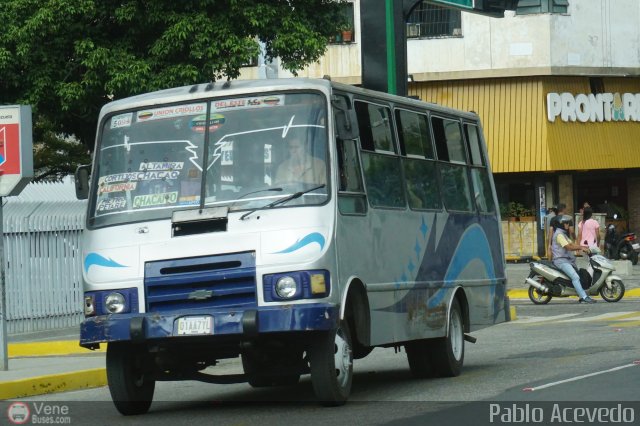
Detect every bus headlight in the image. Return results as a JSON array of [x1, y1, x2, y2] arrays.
[[105, 292, 126, 314], [275, 276, 298, 299]]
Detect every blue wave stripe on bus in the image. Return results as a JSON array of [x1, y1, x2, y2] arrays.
[[428, 224, 496, 307], [378, 215, 502, 314], [273, 232, 325, 253], [84, 252, 127, 273]]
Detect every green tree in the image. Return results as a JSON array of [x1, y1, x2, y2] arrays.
[[0, 0, 346, 181]]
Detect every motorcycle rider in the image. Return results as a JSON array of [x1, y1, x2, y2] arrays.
[[552, 215, 596, 304]]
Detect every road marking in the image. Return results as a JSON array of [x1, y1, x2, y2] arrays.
[[595, 311, 640, 321], [558, 312, 638, 322], [515, 313, 580, 324], [523, 361, 640, 392], [609, 320, 640, 328]]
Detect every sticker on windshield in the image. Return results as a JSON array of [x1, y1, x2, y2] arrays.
[[98, 182, 137, 194], [133, 191, 178, 208], [136, 103, 206, 122], [97, 197, 127, 212], [99, 170, 181, 184], [111, 113, 132, 129], [212, 95, 284, 111], [139, 161, 184, 171], [190, 113, 225, 133]]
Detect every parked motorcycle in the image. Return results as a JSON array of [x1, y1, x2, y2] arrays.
[[605, 222, 640, 265], [526, 248, 625, 304]]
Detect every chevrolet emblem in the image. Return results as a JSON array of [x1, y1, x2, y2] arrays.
[[188, 289, 214, 300]]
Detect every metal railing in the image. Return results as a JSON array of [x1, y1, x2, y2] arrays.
[[3, 200, 86, 334]]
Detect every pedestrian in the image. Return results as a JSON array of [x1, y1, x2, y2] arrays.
[[544, 206, 558, 258], [577, 206, 600, 249], [547, 203, 567, 260]]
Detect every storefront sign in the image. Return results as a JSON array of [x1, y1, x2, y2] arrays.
[[0, 105, 33, 196], [547, 92, 640, 123]]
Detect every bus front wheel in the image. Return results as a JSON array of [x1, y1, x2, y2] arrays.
[[309, 323, 353, 406], [106, 342, 155, 415], [429, 299, 465, 377]]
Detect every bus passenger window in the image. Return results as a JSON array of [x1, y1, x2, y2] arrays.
[[464, 124, 485, 166], [439, 163, 473, 212], [396, 110, 434, 158], [432, 117, 466, 163], [354, 101, 395, 153], [337, 139, 367, 215], [361, 152, 405, 209], [402, 158, 441, 210]]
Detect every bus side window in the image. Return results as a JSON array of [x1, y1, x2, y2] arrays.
[[464, 123, 496, 213], [396, 109, 441, 210], [432, 116, 473, 212], [337, 138, 367, 215], [354, 101, 395, 153], [354, 100, 405, 209]]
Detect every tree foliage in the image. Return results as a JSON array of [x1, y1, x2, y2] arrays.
[[0, 0, 346, 181]]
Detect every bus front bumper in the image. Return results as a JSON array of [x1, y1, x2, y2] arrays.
[[80, 303, 338, 348]]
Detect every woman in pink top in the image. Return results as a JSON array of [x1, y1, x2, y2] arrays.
[[578, 207, 600, 248]]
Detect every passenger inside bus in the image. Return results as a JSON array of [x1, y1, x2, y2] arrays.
[[275, 136, 326, 186]]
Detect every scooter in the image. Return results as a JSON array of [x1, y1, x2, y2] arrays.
[[526, 248, 625, 304], [604, 223, 640, 265]]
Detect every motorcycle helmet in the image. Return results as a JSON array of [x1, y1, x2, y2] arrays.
[[559, 215, 573, 227]]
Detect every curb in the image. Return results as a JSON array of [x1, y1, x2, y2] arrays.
[[8, 341, 104, 358], [0, 368, 106, 400], [507, 288, 640, 299]]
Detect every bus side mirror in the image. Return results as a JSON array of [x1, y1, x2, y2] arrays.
[[332, 95, 359, 141], [75, 164, 91, 200]]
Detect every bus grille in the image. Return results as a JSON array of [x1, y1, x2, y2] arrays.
[[144, 252, 257, 313]]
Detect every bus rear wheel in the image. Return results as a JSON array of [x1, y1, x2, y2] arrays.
[[428, 299, 465, 377], [309, 323, 353, 406], [106, 342, 155, 415]]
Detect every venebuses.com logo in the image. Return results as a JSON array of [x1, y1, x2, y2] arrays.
[[7, 402, 30, 424]]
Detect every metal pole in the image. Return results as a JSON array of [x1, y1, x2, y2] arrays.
[[0, 196, 8, 370]]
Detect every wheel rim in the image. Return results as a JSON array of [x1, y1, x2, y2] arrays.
[[603, 282, 621, 299], [450, 309, 463, 361], [334, 328, 352, 388]]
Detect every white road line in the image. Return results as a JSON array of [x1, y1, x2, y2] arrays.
[[558, 312, 637, 322], [523, 362, 640, 392], [515, 313, 581, 324]]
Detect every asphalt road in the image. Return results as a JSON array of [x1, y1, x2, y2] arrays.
[[14, 299, 640, 425]]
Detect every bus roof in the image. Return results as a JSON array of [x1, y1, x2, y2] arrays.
[[100, 77, 479, 122]]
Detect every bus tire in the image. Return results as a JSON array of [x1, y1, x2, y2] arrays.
[[309, 323, 353, 406], [428, 299, 464, 377], [405, 340, 434, 378], [106, 342, 155, 415]]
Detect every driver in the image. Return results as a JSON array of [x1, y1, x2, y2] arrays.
[[551, 215, 595, 304], [275, 136, 325, 185]]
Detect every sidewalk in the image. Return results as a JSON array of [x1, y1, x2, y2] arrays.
[[1, 261, 639, 400]]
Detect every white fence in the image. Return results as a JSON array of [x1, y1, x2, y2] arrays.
[[2, 182, 87, 334]]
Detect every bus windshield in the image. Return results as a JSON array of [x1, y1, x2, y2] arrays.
[[90, 91, 329, 228]]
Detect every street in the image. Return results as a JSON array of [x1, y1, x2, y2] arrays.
[[18, 298, 640, 425]]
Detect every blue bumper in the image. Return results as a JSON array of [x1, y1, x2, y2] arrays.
[[80, 303, 338, 347]]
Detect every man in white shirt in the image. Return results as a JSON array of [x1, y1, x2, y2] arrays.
[[275, 137, 326, 186]]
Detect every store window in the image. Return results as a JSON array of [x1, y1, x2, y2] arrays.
[[406, 2, 462, 39], [516, 0, 569, 14]]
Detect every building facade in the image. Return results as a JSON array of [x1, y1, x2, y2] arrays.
[[239, 0, 640, 256]]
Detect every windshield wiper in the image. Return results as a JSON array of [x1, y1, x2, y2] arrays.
[[240, 184, 326, 221], [235, 187, 283, 201]]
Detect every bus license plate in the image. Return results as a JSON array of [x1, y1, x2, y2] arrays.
[[176, 316, 213, 336]]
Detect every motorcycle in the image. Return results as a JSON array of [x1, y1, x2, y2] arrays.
[[526, 248, 625, 304], [604, 222, 640, 265]]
